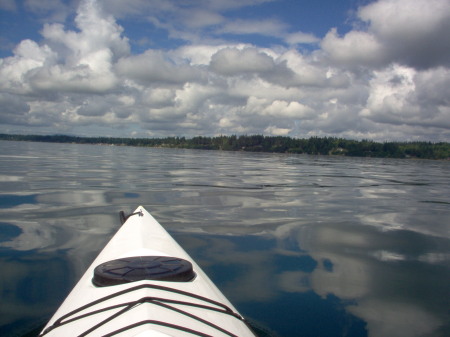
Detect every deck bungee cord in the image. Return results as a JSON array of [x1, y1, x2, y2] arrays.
[[39, 283, 248, 337]]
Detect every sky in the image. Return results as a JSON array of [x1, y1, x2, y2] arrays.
[[0, 0, 449, 141]]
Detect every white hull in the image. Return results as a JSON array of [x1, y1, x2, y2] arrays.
[[39, 206, 256, 337]]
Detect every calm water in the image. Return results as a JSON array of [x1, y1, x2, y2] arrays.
[[0, 140, 449, 337]]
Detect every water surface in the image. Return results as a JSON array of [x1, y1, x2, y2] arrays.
[[0, 141, 449, 337]]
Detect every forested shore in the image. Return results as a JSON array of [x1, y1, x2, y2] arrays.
[[1, 134, 449, 160]]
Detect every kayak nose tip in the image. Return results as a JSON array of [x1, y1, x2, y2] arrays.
[[120, 209, 144, 224]]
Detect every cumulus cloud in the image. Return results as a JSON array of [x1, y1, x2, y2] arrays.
[[323, 0, 450, 69], [0, 0, 449, 140], [0, 39, 56, 94], [322, 28, 387, 68], [116, 50, 202, 84], [0, 93, 30, 124], [359, 0, 450, 69], [210, 48, 275, 75], [285, 32, 320, 45], [45, 0, 130, 61], [34, 0, 128, 93], [1, 0, 128, 96], [361, 65, 450, 129], [264, 125, 291, 136]]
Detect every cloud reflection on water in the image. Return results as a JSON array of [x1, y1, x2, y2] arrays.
[[178, 218, 450, 337], [274, 221, 449, 337], [0, 141, 449, 337]]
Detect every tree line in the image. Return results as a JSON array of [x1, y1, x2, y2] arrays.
[[0, 133, 449, 160]]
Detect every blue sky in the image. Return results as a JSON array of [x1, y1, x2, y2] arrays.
[[0, 0, 449, 141]]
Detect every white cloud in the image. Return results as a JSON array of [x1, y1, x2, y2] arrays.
[[116, 50, 202, 84], [323, 0, 450, 69], [29, 54, 118, 94], [285, 31, 320, 45], [277, 50, 348, 87], [361, 64, 417, 122], [0, 93, 30, 125], [219, 18, 287, 37], [0, 0, 129, 95], [414, 68, 450, 109], [0, 0, 449, 141], [0, 40, 57, 94], [77, 97, 114, 117], [141, 88, 175, 109], [322, 28, 387, 68], [263, 100, 314, 118], [264, 125, 291, 136], [361, 65, 450, 129], [173, 45, 229, 66], [210, 47, 275, 75], [42, 0, 130, 62], [359, 0, 450, 45]]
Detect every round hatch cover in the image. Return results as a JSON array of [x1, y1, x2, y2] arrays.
[[92, 256, 195, 287]]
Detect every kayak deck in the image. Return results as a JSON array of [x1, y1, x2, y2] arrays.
[[39, 206, 257, 337]]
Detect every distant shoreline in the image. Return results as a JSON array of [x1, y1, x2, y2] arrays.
[[1, 134, 449, 160]]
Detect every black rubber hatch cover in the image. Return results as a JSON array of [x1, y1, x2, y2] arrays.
[[92, 256, 195, 286]]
